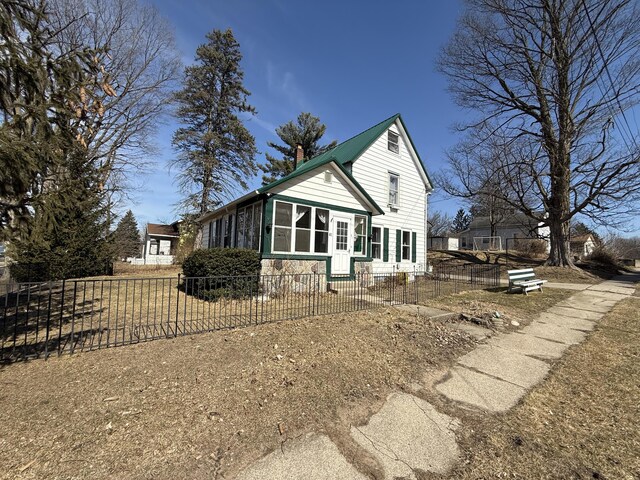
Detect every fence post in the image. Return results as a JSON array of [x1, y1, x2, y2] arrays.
[[44, 282, 53, 359], [69, 281, 78, 354], [307, 274, 312, 318], [312, 272, 316, 316], [57, 278, 66, 356], [175, 274, 181, 337], [402, 272, 409, 305]]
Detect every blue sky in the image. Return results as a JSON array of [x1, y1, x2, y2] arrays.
[[128, 0, 639, 235], [130, 0, 466, 226]]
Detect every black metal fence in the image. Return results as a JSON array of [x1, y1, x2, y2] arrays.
[[0, 264, 500, 363]]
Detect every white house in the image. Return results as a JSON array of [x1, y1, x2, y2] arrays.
[[197, 114, 434, 283], [459, 214, 550, 252], [570, 234, 596, 259], [130, 222, 180, 265]]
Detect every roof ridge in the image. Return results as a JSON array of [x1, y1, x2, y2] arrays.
[[325, 112, 399, 154]]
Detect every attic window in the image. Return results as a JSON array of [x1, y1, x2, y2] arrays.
[[388, 131, 399, 154], [324, 170, 333, 183]]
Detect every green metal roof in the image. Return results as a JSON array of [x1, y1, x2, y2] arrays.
[[297, 113, 401, 171], [258, 113, 433, 211]]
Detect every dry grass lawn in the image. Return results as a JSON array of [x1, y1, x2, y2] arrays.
[[0, 307, 477, 480], [443, 289, 640, 479], [3, 277, 631, 479]]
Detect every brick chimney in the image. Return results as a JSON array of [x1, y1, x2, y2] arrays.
[[294, 144, 304, 170]]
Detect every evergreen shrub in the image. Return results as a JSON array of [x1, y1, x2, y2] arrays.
[[181, 248, 261, 300]]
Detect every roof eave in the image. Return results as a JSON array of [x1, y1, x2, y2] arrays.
[[197, 190, 261, 223], [395, 114, 435, 191]]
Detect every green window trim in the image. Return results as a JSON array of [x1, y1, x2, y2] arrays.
[[271, 194, 370, 216], [396, 229, 401, 262]]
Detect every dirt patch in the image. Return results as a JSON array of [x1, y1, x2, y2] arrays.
[[0, 307, 476, 479], [443, 291, 640, 479], [424, 287, 575, 331]]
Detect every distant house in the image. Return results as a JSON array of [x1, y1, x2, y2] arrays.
[[570, 234, 596, 259], [197, 114, 434, 283], [427, 236, 459, 251], [137, 222, 180, 265], [458, 214, 550, 252]]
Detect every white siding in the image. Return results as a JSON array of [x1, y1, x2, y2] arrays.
[[352, 120, 428, 271], [269, 165, 370, 212]]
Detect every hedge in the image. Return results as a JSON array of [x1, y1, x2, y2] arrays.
[[181, 248, 261, 300]]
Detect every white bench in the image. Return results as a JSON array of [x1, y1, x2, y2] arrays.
[[507, 268, 547, 295]]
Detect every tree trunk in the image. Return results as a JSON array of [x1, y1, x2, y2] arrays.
[[546, 214, 575, 267]]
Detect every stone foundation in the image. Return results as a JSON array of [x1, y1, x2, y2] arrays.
[[354, 261, 374, 287], [260, 259, 327, 295]]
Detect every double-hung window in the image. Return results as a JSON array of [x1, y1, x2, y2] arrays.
[[388, 130, 399, 153], [402, 230, 411, 261], [388, 173, 399, 207], [371, 226, 382, 260]]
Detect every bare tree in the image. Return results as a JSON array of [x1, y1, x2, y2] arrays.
[[47, 0, 182, 226], [427, 210, 453, 237], [439, 0, 640, 267], [604, 234, 640, 259], [439, 134, 517, 238]]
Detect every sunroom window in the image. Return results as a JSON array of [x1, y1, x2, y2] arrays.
[[236, 203, 261, 250], [354, 215, 367, 255], [273, 202, 292, 252], [314, 209, 329, 253], [294, 205, 311, 252]]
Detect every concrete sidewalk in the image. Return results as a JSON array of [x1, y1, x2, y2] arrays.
[[236, 272, 639, 480]]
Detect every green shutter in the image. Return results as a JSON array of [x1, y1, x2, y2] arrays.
[[396, 229, 401, 262], [383, 228, 389, 262], [411, 232, 417, 263]]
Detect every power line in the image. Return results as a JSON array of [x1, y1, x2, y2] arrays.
[[579, 0, 639, 152]]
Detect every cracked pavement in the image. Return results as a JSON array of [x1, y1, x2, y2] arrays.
[[235, 273, 638, 479]]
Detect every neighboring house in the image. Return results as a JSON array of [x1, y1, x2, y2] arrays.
[[570, 234, 596, 259], [198, 114, 434, 284], [427, 236, 459, 251], [132, 222, 180, 265], [458, 214, 550, 252]]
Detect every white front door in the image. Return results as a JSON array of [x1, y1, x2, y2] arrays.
[[332, 214, 352, 275]]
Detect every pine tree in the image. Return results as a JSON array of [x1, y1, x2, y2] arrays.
[[260, 112, 337, 185], [112, 210, 141, 260], [172, 29, 257, 215], [451, 209, 471, 233], [0, 0, 102, 238], [9, 152, 112, 281]]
